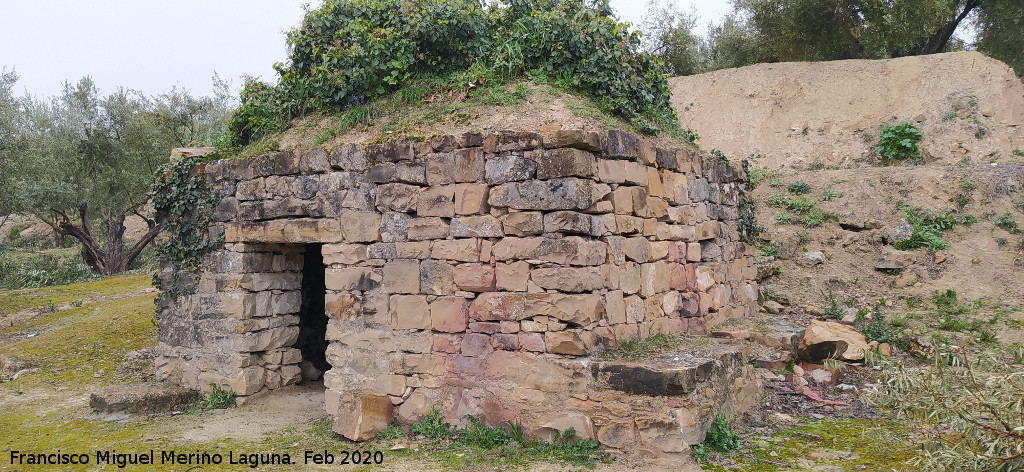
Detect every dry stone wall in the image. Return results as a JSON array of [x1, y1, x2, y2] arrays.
[[155, 128, 760, 452]]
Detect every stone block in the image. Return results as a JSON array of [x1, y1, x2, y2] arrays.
[[523, 293, 603, 325], [323, 242, 368, 264], [299, 148, 330, 174], [330, 143, 368, 171], [502, 212, 543, 236], [485, 155, 537, 184], [603, 130, 637, 158], [470, 292, 526, 321], [380, 212, 408, 242], [640, 261, 670, 297], [420, 259, 454, 295], [390, 295, 430, 330], [239, 272, 302, 291], [431, 239, 480, 262], [433, 333, 462, 353], [545, 331, 588, 355], [407, 217, 450, 241], [417, 184, 455, 217], [495, 261, 530, 291], [518, 332, 546, 352], [326, 267, 381, 291], [334, 394, 393, 441], [469, 321, 501, 333], [492, 236, 607, 266], [543, 211, 592, 235], [615, 215, 643, 235], [483, 130, 542, 153], [625, 295, 644, 323], [536, 148, 596, 179], [374, 183, 418, 212], [605, 290, 626, 324], [609, 187, 633, 214], [491, 333, 520, 350], [669, 263, 697, 291], [488, 178, 609, 211], [461, 333, 494, 356], [363, 163, 397, 183], [430, 297, 469, 333], [543, 129, 602, 150], [454, 183, 490, 215], [530, 266, 612, 292], [89, 383, 199, 414], [384, 259, 420, 294], [454, 147, 485, 182], [324, 292, 361, 320], [340, 211, 381, 242], [367, 139, 414, 163], [622, 237, 651, 263], [453, 263, 496, 292], [425, 153, 456, 186], [450, 215, 503, 237]]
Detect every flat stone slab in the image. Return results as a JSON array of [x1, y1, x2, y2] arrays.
[[90, 382, 199, 414], [590, 344, 744, 396]]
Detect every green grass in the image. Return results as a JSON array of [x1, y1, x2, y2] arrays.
[[597, 333, 688, 361]]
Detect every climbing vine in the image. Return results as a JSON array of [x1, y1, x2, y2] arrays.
[[150, 155, 223, 301], [738, 159, 766, 246]]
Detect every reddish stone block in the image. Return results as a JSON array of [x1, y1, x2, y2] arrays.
[[433, 334, 462, 353], [669, 263, 697, 291], [461, 333, 494, 357], [451, 355, 486, 376], [491, 333, 520, 351], [468, 321, 501, 334], [430, 297, 469, 333], [453, 263, 496, 292], [667, 242, 688, 262], [469, 292, 525, 321], [518, 332, 546, 352]]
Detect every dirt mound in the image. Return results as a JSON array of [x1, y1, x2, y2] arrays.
[[670, 51, 1024, 169]]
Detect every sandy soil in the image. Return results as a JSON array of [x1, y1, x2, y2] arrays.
[[670, 51, 1024, 169]]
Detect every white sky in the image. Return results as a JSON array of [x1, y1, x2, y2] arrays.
[[0, 0, 732, 99]]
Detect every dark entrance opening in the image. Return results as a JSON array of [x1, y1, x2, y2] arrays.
[[296, 243, 330, 373]]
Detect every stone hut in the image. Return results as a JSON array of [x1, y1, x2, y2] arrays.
[[155, 128, 761, 453]]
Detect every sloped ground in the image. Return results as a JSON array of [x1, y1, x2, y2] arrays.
[[671, 52, 1024, 470]]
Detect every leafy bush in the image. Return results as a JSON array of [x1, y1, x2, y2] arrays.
[[822, 289, 844, 321], [994, 213, 1020, 233], [858, 305, 899, 344], [874, 122, 923, 163], [893, 206, 958, 252], [692, 416, 741, 463], [228, 0, 680, 146], [409, 406, 454, 439]]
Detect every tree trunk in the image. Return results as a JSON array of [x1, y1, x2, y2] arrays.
[[920, 0, 982, 55], [30, 203, 161, 276]]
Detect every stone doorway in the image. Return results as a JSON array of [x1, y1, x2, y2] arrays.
[[295, 243, 330, 376]]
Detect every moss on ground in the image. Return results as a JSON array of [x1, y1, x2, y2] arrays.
[[0, 274, 151, 314], [702, 418, 916, 471]]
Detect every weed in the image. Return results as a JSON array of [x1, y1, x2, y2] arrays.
[[858, 305, 898, 343], [1013, 149, 1024, 157], [201, 383, 236, 410], [996, 237, 1008, 247], [800, 208, 828, 227], [410, 406, 454, 439], [796, 230, 812, 244], [978, 330, 997, 343], [959, 179, 977, 191], [874, 122, 923, 163], [788, 196, 816, 212], [377, 420, 404, 439], [70, 300, 83, 308], [745, 165, 771, 190], [692, 416, 741, 463], [893, 206, 958, 252], [768, 177, 785, 188], [822, 290, 844, 321], [820, 189, 843, 201], [767, 193, 789, 208], [994, 213, 1020, 233], [773, 213, 792, 224], [938, 318, 984, 332], [942, 111, 957, 121], [955, 194, 971, 207], [758, 245, 780, 258], [45, 301, 58, 313], [961, 214, 977, 227], [788, 180, 811, 195]]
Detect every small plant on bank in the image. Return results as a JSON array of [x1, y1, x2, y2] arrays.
[[874, 122, 923, 164], [858, 305, 899, 344], [994, 213, 1021, 233], [820, 189, 843, 201], [692, 416, 741, 463], [822, 290, 844, 321], [893, 206, 958, 252], [774, 213, 792, 224], [377, 420, 404, 439], [201, 383, 236, 410], [787, 180, 811, 195]]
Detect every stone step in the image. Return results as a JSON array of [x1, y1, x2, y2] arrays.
[[590, 344, 745, 396]]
